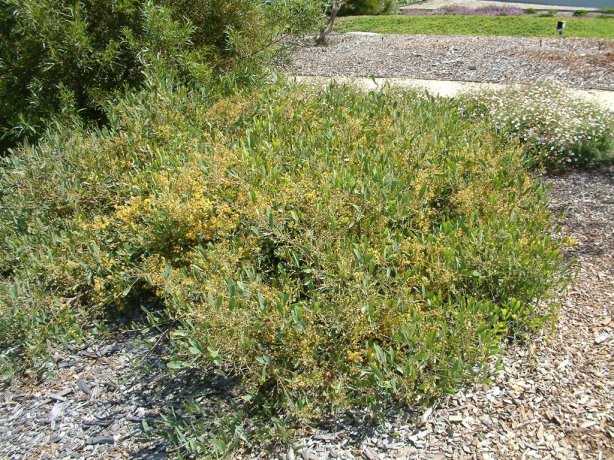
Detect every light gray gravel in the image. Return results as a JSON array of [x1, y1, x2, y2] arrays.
[[289, 34, 614, 90]]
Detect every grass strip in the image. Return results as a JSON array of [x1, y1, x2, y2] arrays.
[[336, 15, 614, 39]]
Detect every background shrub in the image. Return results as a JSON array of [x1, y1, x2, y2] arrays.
[[0, 82, 568, 432], [340, 0, 398, 16], [0, 0, 322, 151], [459, 84, 613, 170]]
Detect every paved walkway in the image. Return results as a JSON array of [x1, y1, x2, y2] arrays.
[[293, 76, 614, 111], [402, 0, 599, 11]]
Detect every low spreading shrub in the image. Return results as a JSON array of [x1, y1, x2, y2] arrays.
[[458, 84, 613, 170], [1, 81, 569, 449]]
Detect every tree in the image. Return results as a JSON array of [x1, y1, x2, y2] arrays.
[[316, 0, 345, 46]]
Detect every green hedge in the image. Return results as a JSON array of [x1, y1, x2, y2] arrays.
[[340, 0, 399, 16], [0, 0, 322, 150]]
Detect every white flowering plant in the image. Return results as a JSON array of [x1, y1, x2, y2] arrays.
[[458, 84, 613, 171]]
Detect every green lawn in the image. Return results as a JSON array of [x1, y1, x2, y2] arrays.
[[336, 15, 614, 39]]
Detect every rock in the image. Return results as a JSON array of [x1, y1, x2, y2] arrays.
[[49, 402, 66, 423], [314, 432, 342, 441]]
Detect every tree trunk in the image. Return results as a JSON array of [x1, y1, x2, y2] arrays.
[[316, 1, 344, 46]]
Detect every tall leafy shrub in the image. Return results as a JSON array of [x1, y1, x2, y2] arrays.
[[340, 0, 398, 16], [0, 0, 322, 150], [0, 0, 142, 146]]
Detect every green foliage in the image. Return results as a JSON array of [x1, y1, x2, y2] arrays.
[[458, 85, 613, 171], [536, 10, 558, 18], [0, 0, 138, 147], [340, 0, 398, 16], [335, 14, 614, 38], [0, 0, 323, 150], [0, 80, 568, 439]]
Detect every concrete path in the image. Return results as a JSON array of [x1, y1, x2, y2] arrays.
[[402, 0, 599, 11], [293, 75, 614, 111]]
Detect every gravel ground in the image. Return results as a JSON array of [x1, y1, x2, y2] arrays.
[[289, 34, 614, 90], [1, 166, 612, 459]]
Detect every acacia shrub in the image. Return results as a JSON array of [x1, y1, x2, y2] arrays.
[[0, 0, 140, 147], [0, 83, 568, 429]]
